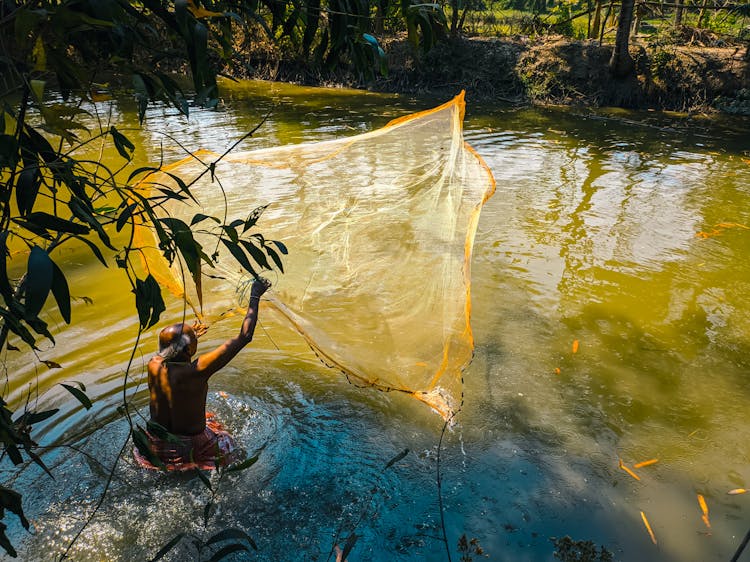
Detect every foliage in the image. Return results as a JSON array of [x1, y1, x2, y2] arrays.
[[551, 536, 613, 562], [457, 534, 487, 561], [0, 1, 287, 557]]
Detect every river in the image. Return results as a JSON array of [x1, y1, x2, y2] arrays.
[[2, 80, 750, 561]]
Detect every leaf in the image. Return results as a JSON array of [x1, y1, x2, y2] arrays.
[[0, 231, 14, 300], [206, 528, 256, 547], [203, 501, 214, 526], [0, 134, 18, 169], [159, 218, 203, 278], [239, 240, 271, 270], [384, 448, 409, 470], [60, 383, 92, 409], [132, 426, 165, 470], [208, 543, 249, 562], [220, 239, 258, 278], [148, 533, 185, 562], [110, 126, 135, 160], [69, 197, 114, 250], [0, 308, 37, 349], [24, 212, 90, 235], [25, 246, 53, 318], [341, 533, 358, 560], [116, 202, 139, 232], [194, 468, 212, 491], [16, 166, 41, 216], [42, 360, 62, 369], [225, 453, 259, 473], [0, 485, 29, 531], [133, 274, 166, 329], [22, 409, 58, 425], [263, 245, 284, 273], [243, 204, 268, 233], [271, 240, 288, 255], [145, 421, 182, 444], [128, 166, 160, 183], [50, 257, 71, 323], [190, 213, 220, 226], [71, 235, 107, 266]]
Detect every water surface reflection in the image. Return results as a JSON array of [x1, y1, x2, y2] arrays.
[[3, 82, 750, 561]]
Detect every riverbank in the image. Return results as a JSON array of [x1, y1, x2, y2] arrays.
[[227, 34, 750, 114]]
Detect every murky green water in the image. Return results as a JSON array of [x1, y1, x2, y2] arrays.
[[3, 81, 750, 561]]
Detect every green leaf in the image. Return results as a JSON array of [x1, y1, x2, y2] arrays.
[[159, 218, 203, 278], [206, 528, 256, 548], [60, 383, 92, 409], [0, 231, 14, 300], [220, 239, 257, 277], [21, 408, 59, 425], [225, 453, 259, 473], [116, 202, 139, 232], [264, 244, 284, 273], [50, 258, 71, 323], [110, 126, 135, 160], [190, 213, 220, 226], [384, 448, 409, 470], [208, 543, 249, 562], [148, 533, 185, 562], [0, 307, 37, 349], [222, 225, 240, 245], [271, 240, 288, 255], [0, 485, 29, 531], [133, 274, 166, 329], [243, 204, 268, 233], [69, 197, 114, 249], [71, 235, 107, 266], [25, 212, 90, 235], [203, 501, 214, 526], [0, 134, 18, 169], [341, 532, 358, 560], [194, 468, 212, 491], [239, 239, 271, 270], [16, 166, 41, 216], [132, 426, 166, 470], [25, 246, 53, 318], [146, 420, 182, 444]]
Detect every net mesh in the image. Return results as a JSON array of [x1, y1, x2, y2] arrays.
[[135, 92, 496, 419]]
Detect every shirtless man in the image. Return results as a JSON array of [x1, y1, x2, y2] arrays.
[[135, 277, 271, 470]]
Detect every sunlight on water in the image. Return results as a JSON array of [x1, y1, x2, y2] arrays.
[[2, 82, 750, 561]]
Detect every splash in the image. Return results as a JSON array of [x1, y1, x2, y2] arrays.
[[135, 92, 496, 419]]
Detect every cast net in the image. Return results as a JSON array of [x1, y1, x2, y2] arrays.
[[135, 92, 495, 419]]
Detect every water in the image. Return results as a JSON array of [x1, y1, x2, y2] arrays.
[[2, 81, 750, 561]]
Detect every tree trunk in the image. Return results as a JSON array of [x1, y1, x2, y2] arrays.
[[590, 0, 602, 38], [609, 0, 635, 77], [450, 0, 460, 38], [674, 0, 684, 26], [632, 1, 642, 35], [697, 0, 709, 28]]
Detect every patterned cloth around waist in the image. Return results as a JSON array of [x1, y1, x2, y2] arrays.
[[134, 412, 242, 471]]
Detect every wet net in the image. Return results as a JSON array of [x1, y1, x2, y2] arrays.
[[135, 92, 495, 419]]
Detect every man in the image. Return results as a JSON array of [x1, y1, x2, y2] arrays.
[[134, 277, 271, 471]]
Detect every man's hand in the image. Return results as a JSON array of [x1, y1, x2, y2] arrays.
[[250, 276, 271, 299], [191, 320, 208, 338]]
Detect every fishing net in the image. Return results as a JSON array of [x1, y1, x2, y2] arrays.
[[135, 92, 495, 419]]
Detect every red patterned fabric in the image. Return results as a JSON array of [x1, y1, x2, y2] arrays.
[[134, 412, 242, 471]]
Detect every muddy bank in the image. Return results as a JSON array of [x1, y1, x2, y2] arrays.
[[228, 35, 750, 113]]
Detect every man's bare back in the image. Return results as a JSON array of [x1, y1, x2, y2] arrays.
[[147, 277, 271, 436]]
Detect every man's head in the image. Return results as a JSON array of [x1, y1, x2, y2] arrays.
[[158, 323, 198, 361]]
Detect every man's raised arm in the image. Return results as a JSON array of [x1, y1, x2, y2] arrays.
[[195, 277, 271, 377]]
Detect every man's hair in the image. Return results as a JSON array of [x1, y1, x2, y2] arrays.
[[158, 329, 193, 362]]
